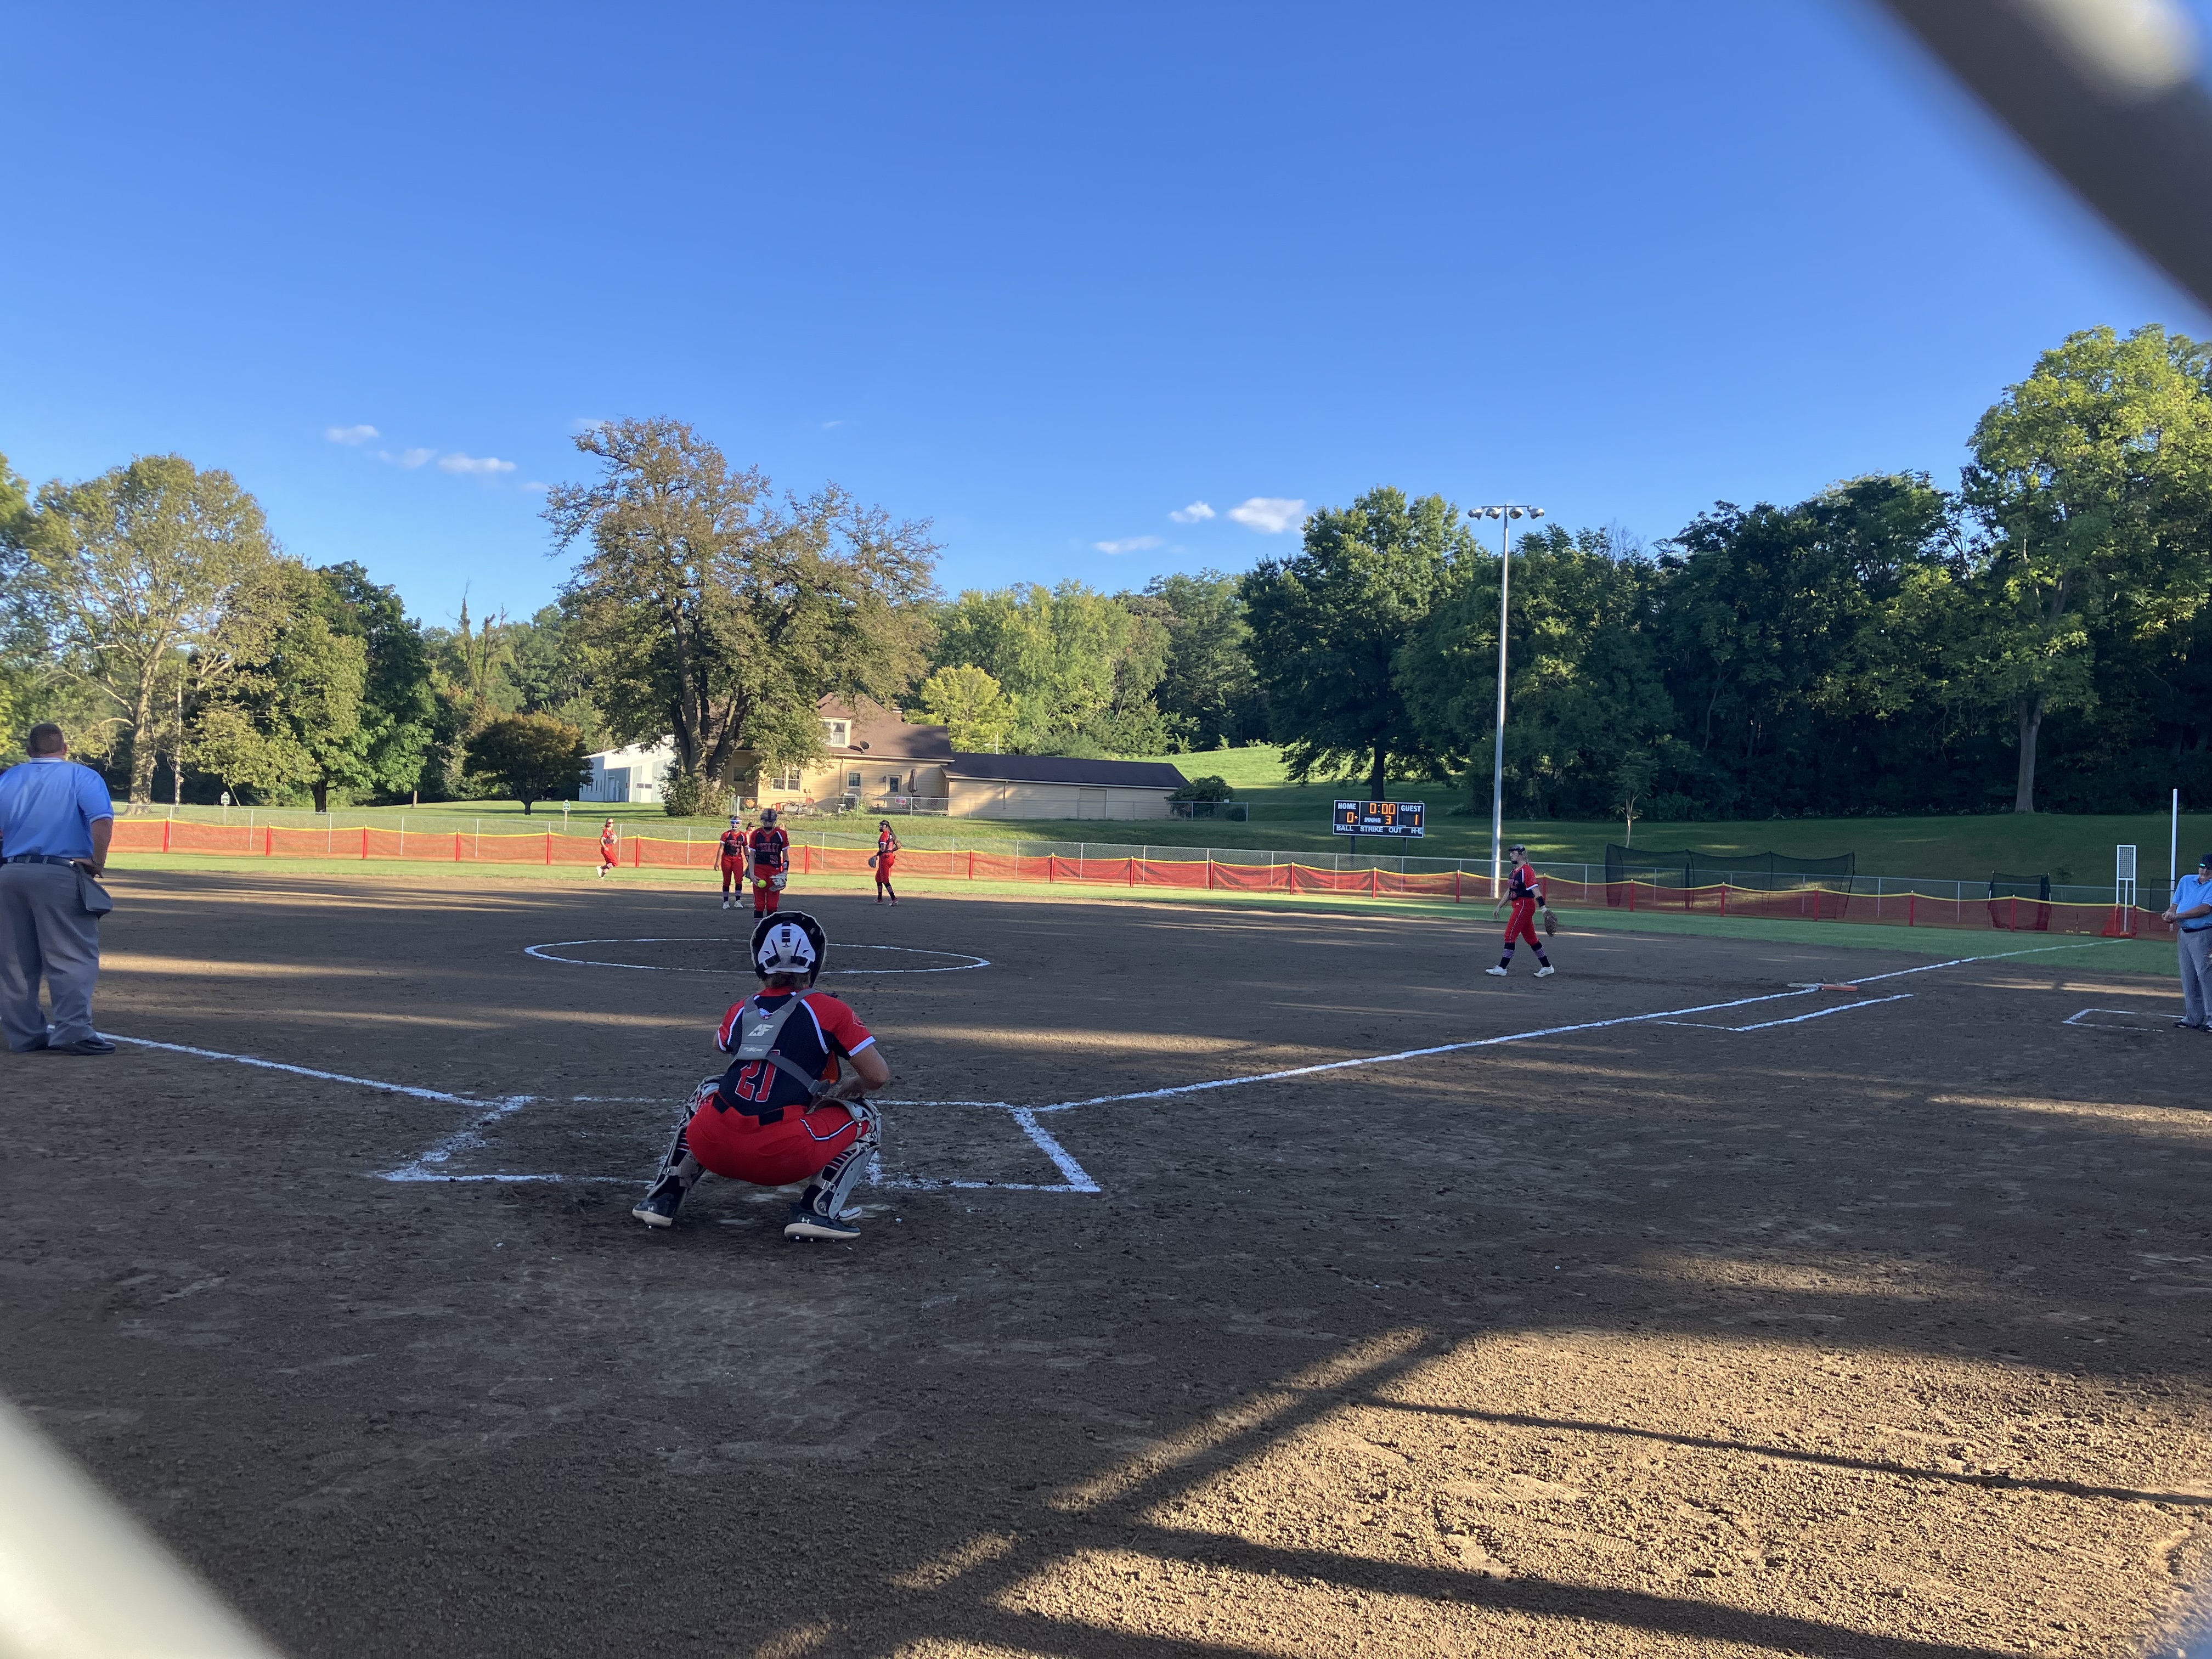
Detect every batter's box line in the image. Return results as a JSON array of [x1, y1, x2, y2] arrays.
[[1658, 992, 1915, 1032], [99, 939, 2111, 1199], [94, 1034, 1092, 1193], [2064, 1006, 2177, 1031]]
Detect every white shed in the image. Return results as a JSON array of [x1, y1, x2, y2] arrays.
[[579, 738, 676, 804]]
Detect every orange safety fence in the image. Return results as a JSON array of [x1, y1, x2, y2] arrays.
[[108, 820, 2183, 940]]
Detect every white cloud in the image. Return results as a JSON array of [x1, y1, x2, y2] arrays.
[[1170, 500, 1215, 524], [1228, 496, 1307, 533], [1094, 535, 1164, 556], [375, 447, 435, 469], [438, 453, 517, 476], [326, 424, 380, 445]]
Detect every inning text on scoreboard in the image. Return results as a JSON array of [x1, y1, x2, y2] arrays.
[[1332, 800, 1425, 837]]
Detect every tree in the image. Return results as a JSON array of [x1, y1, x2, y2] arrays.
[[464, 713, 590, 812], [1241, 487, 1468, 798], [548, 417, 936, 793], [12, 455, 282, 803], [1962, 325, 2212, 811], [1400, 523, 1673, 819], [188, 565, 373, 811], [915, 663, 1015, 752], [932, 580, 1173, 754], [319, 562, 439, 800], [1125, 570, 1266, 749], [1611, 751, 1657, 847]]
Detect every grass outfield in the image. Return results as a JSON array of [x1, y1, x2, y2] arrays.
[[108, 851, 2181, 977], [268, 743, 2211, 883]]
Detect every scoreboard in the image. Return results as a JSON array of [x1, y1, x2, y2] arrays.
[[1332, 800, 1425, 838]]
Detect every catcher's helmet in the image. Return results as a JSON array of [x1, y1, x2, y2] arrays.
[[751, 911, 826, 984]]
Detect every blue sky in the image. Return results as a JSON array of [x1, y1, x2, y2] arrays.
[[4, 2, 2207, 629]]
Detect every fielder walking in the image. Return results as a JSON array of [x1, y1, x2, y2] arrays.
[[1486, 843, 1557, 979], [0, 724, 117, 1055], [2166, 853, 2212, 1030], [632, 911, 889, 1242]]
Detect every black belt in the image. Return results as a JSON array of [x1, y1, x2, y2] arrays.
[[3, 853, 83, 867], [709, 1091, 786, 1125]]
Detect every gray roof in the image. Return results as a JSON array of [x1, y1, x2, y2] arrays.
[[946, 754, 1189, 789]]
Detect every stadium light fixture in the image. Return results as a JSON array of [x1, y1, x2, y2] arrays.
[[1471, 504, 1545, 896]]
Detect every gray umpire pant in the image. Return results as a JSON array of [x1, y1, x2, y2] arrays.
[[2182, 928, 2212, 1030], [0, 862, 101, 1051]]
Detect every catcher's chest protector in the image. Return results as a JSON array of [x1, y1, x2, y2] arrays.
[[727, 996, 834, 1104]]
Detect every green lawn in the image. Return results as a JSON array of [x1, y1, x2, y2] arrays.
[[170, 743, 2209, 885]]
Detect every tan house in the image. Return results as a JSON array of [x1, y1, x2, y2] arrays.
[[750, 699, 952, 809], [944, 754, 1188, 820]]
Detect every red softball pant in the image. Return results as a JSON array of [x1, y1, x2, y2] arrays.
[[1504, 898, 1540, 949], [685, 1101, 867, 1186]]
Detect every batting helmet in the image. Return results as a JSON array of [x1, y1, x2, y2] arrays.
[[751, 910, 826, 984], [761, 806, 780, 826]]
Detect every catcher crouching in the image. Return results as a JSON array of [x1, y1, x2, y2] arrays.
[[633, 911, 889, 1242]]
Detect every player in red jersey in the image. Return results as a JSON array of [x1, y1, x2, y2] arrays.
[[1487, 844, 1556, 978], [872, 819, 900, 905], [597, 817, 619, 878], [747, 807, 791, 918], [631, 911, 889, 1243], [716, 815, 747, 910]]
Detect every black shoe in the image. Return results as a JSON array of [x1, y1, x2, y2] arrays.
[[50, 1037, 115, 1055], [783, 1203, 861, 1242], [631, 1177, 685, 1228], [11, 1034, 50, 1053]]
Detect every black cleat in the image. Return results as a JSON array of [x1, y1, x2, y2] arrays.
[[783, 1204, 861, 1242], [50, 1037, 115, 1055], [631, 1177, 685, 1228]]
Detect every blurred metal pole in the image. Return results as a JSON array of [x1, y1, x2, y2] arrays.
[[1878, 0, 2212, 311], [0, 1393, 286, 1658]]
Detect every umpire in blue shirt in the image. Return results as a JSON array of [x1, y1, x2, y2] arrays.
[[0, 723, 117, 1054], [2165, 853, 2212, 1031]]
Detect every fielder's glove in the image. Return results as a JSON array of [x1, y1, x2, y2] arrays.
[[1543, 907, 1558, 936]]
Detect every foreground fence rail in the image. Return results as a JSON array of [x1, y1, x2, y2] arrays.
[[108, 818, 2180, 943]]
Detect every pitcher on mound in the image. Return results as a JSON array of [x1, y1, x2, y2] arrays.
[[747, 806, 791, 919], [632, 911, 889, 1242]]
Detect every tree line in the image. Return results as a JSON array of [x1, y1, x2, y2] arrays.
[[4, 327, 2207, 817], [1242, 324, 2212, 818]]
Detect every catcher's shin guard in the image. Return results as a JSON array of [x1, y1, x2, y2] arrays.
[[634, 1079, 715, 1227], [799, 1100, 880, 1220]]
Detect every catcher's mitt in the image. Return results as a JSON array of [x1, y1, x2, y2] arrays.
[[1542, 907, 1558, 936]]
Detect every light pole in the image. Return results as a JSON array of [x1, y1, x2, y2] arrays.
[[1471, 503, 1544, 897]]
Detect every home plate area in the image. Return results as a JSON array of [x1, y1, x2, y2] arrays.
[[22, 872, 2212, 1657]]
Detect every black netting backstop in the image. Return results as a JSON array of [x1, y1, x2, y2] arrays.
[[1605, 845, 1856, 894]]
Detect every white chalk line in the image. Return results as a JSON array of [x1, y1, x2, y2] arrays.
[[107, 938, 2122, 1198], [100, 1030, 1091, 1192], [2064, 1006, 2177, 1030], [522, 939, 990, 975], [1661, 992, 1915, 1032]]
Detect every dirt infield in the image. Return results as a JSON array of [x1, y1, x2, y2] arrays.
[[5, 869, 2211, 1657]]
